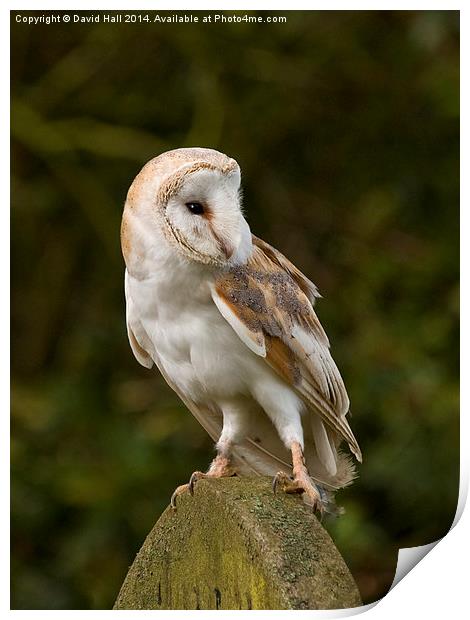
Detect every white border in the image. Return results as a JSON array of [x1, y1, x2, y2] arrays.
[[4, 2, 465, 10], [5, 2, 465, 617]]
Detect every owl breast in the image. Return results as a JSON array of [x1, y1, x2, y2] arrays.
[[126, 268, 263, 403]]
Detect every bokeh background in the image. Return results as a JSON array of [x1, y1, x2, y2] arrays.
[[11, 10, 459, 610]]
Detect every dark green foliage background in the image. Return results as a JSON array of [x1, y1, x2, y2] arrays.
[[11, 10, 459, 609]]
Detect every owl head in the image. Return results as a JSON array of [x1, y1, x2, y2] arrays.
[[122, 147, 252, 271]]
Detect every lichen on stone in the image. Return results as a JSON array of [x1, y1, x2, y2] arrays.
[[114, 477, 362, 610]]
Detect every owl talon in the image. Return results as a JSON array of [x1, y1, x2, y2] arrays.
[[188, 471, 206, 495], [272, 458, 325, 515], [170, 461, 235, 510], [272, 471, 294, 494], [278, 477, 324, 514], [302, 481, 324, 515], [170, 483, 190, 510], [272, 475, 278, 494]]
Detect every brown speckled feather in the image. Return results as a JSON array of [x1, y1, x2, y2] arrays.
[[213, 235, 362, 463]]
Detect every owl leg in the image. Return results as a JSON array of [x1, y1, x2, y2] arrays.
[[273, 442, 324, 514], [250, 383, 325, 513], [170, 402, 247, 510]]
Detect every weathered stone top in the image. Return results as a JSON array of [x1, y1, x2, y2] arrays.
[[114, 477, 362, 610]]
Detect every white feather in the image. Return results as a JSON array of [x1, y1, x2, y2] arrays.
[[310, 415, 337, 476]]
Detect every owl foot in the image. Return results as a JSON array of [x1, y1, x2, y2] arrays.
[[272, 471, 302, 494], [272, 470, 324, 514], [170, 455, 235, 510], [169, 473, 204, 510], [272, 441, 325, 515], [170, 483, 191, 510]]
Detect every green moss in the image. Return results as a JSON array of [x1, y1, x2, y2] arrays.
[[114, 477, 362, 610]]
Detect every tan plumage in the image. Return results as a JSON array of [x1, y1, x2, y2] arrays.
[[210, 235, 361, 487]]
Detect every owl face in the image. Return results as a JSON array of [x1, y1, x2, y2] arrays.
[[122, 148, 254, 272], [163, 166, 245, 265]]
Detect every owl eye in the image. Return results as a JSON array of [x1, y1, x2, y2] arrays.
[[185, 202, 205, 215]]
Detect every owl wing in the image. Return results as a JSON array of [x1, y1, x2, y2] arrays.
[[124, 270, 154, 368], [211, 235, 362, 467]]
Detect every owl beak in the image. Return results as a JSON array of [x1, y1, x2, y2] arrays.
[[218, 235, 236, 260], [212, 230, 237, 260]]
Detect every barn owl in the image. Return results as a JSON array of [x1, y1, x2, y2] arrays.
[[121, 147, 361, 513]]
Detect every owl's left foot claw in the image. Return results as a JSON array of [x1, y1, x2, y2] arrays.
[[170, 460, 235, 511], [170, 472, 206, 510], [170, 483, 190, 510]]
